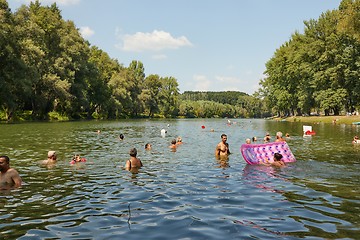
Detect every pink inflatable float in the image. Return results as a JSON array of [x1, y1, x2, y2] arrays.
[[240, 141, 296, 165]]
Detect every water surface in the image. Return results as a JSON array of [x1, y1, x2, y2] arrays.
[[0, 119, 359, 239]]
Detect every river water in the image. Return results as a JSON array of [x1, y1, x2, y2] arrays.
[[0, 119, 359, 239]]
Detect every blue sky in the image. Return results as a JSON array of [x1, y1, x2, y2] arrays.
[[9, 0, 342, 94]]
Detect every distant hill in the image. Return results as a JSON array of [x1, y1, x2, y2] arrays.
[[180, 91, 248, 105]]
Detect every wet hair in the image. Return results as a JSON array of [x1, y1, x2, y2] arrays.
[[119, 133, 124, 140], [252, 137, 257, 142], [0, 155, 10, 164], [221, 134, 227, 138], [145, 143, 151, 149], [274, 153, 283, 161], [129, 148, 137, 157], [171, 139, 177, 145]]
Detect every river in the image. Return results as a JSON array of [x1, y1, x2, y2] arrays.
[[0, 119, 359, 239]]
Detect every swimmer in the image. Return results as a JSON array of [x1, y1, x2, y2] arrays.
[[271, 153, 285, 167], [285, 133, 290, 138], [215, 134, 230, 156], [264, 133, 271, 143], [119, 133, 124, 140], [145, 143, 152, 150], [352, 136, 360, 144], [70, 154, 86, 164], [0, 155, 22, 189], [275, 131, 286, 142], [169, 139, 177, 149], [42, 151, 57, 165], [245, 138, 251, 144], [125, 148, 143, 171], [252, 136, 257, 142], [176, 136, 183, 145]]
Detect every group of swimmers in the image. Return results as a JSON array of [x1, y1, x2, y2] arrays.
[[244, 131, 289, 145]]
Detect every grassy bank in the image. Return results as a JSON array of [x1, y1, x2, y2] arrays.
[[282, 115, 360, 125]]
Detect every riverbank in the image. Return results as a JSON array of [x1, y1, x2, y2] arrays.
[[279, 115, 360, 125]]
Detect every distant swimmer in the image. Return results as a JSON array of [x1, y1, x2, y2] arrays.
[[161, 129, 167, 138], [245, 138, 251, 144], [352, 136, 360, 144], [252, 136, 257, 142], [145, 143, 152, 150], [0, 155, 22, 189], [215, 134, 230, 156], [176, 136, 183, 145], [119, 133, 124, 140], [169, 139, 177, 149], [125, 148, 143, 171], [275, 131, 286, 142], [42, 151, 57, 165]]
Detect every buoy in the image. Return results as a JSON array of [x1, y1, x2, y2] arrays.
[[201, 125, 205, 129]]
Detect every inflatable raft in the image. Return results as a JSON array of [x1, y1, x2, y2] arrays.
[[240, 141, 296, 165]]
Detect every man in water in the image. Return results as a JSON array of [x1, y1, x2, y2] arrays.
[[42, 151, 57, 165], [0, 155, 22, 189], [215, 134, 230, 156]]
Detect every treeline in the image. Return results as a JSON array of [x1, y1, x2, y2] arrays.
[[0, 0, 182, 121], [259, 0, 360, 116], [0, 0, 263, 121], [2, 0, 357, 121]]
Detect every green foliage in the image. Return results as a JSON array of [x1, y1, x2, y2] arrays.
[[259, 0, 360, 116]]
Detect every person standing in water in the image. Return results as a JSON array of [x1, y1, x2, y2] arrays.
[[0, 155, 22, 189], [125, 148, 143, 171], [215, 134, 230, 156]]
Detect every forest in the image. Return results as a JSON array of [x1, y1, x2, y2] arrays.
[[1, 0, 359, 121]]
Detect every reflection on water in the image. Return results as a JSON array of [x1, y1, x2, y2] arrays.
[[0, 119, 359, 239]]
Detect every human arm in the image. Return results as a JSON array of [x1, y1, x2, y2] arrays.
[[10, 169, 22, 187]]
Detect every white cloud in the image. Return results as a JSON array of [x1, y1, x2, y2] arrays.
[[152, 54, 167, 60], [79, 26, 95, 38], [193, 74, 211, 91], [215, 76, 241, 84], [118, 30, 193, 52], [22, 0, 80, 5]]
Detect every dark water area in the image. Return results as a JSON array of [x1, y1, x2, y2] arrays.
[[0, 119, 359, 239]]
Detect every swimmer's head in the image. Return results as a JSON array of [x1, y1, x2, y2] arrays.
[[129, 148, 137, 157], [145, 143, 151, 149], [274, 153, 283, 161], [276, 131, 283, 138], [119, 133, 124, 140], [171, 139, 176, 145], [177, 136, 182, 142]]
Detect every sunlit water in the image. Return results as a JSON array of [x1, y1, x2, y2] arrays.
[[0, 119, 359, 239]]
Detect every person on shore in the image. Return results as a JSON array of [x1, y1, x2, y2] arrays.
[[42, 151, 57, 165], [215, 134, 230, 156], [275, 131, 286, 142], [0, 155, 22, 189], [125, 148, 143, 171], [145, 143, 152, 150]]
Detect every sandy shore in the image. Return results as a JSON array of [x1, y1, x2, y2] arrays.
[[277, 115, 360, 125]]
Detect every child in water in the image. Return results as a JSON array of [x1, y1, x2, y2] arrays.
[[70, 154, 86, 164]]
